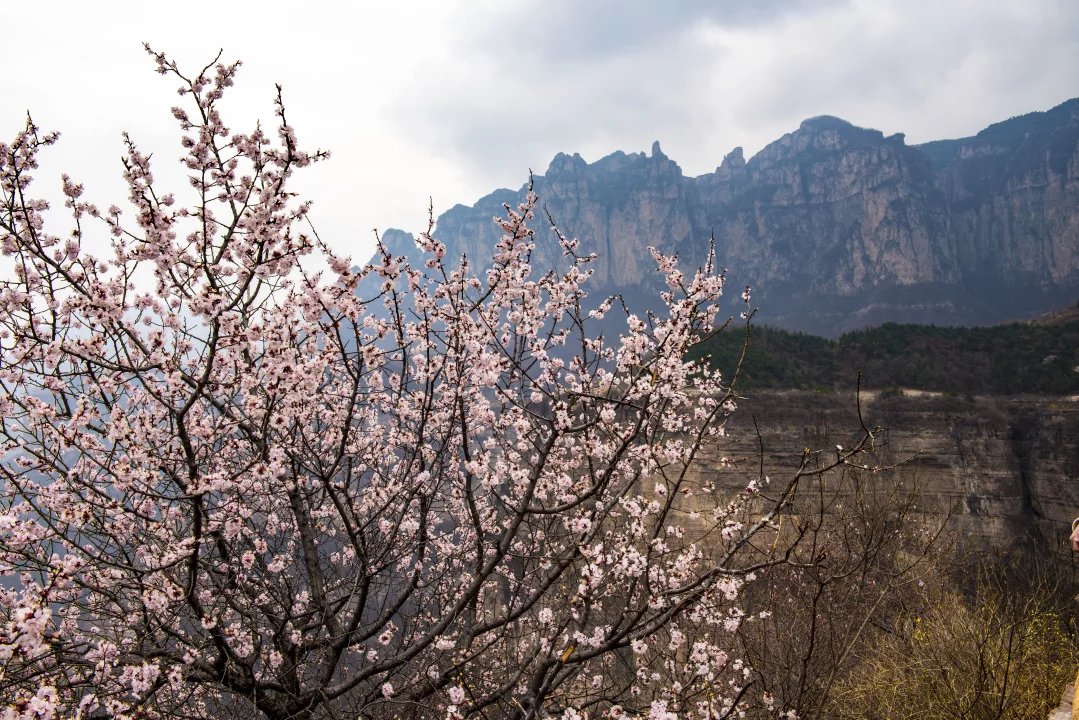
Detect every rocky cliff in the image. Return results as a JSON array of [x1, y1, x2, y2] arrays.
[[373, 99, 1079, 335], [691, 389, 1079, 557]]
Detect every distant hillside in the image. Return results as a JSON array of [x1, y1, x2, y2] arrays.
[[688, 310, 1079, 395]]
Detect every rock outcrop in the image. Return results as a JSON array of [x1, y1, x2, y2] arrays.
[[691, 389, 1079, 557], [371, 99, 1079, 335]]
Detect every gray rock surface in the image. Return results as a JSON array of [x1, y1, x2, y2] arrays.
[[691, 389, 1079, 556]]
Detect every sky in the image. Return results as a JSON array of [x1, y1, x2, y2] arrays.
[[3, 0, 1077, 266]]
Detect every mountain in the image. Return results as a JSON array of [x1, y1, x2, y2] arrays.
[[371, 99, 1079, 335]]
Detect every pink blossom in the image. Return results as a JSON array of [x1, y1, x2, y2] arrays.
[[0, 46, 838, 720]]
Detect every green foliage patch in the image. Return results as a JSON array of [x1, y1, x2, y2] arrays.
[[690, 317, 1079, 394]]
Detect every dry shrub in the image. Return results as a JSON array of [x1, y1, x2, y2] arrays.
[[826, 567, 1077, 720]]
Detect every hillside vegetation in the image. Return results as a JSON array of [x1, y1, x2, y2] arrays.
[[690, 310, 1079, 394]]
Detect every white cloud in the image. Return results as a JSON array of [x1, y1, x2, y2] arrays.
[[2, 0, 1076, 272]]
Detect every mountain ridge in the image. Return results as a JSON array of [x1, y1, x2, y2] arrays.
[[373, 98, 1079, 335]]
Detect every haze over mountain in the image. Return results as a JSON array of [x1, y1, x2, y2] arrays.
[[373, 98, 1079, 335]]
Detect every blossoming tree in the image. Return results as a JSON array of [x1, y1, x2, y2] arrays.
[[0, 49, 874, 719]]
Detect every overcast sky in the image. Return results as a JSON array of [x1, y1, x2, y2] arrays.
[[3, 0, 1077, 265]]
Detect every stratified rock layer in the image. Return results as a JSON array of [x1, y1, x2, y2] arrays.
[[693, 390, 1079, 557]]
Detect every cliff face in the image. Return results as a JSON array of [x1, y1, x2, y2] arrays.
[[433, 143, 696, 291], [693, 118, 960, 331], [688, 390, 1079, 556], [922, 101, 1079, 294], [373, 99, 1079, 335]]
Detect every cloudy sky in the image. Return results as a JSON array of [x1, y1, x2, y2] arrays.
[[3, 0, 1077, 265]]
